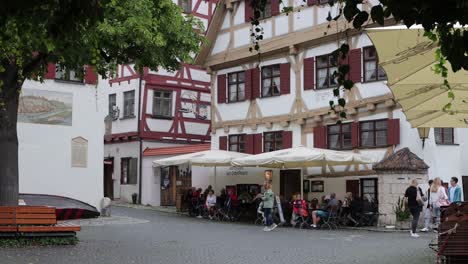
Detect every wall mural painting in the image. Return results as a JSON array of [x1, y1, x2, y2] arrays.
[[18, 89, 73, 126]]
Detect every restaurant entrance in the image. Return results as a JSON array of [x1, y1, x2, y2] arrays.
[[280, 170, 301, 200]]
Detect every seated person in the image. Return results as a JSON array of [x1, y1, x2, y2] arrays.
[[291, 193, 308, 225], [342, 192, 353, 215], [309, 198, 319, 211], [310, 193, 339, 228], [205, 190, 217, 219], [217, 188, 227, 208], [227, 189, 238, 207], [239, 191, 253, 203]]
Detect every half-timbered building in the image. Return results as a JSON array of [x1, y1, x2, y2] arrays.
[[195, 0, 467, 204], [100, 0, 217, 205]]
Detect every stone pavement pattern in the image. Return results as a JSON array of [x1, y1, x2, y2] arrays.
[[0, 207, 436, 264]]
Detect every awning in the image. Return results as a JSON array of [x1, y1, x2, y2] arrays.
[[367, 28, 468, 128], [231, 146, 375, 168]]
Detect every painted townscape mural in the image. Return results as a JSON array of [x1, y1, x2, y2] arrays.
[[18, 89, 73, 126]]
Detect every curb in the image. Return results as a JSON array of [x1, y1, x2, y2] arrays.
[[112, 203, 187, 216]]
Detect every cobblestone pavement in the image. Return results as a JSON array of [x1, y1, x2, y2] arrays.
[[0, 207, 437, 264]]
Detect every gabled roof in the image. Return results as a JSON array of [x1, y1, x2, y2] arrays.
[[143, 144, 211, 157], [373, 147, 429, 172]]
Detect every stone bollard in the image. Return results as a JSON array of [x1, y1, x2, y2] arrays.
[[101, 197, 112, 217]]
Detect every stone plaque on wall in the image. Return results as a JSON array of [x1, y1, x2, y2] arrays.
[[71, 137, 88, 168]]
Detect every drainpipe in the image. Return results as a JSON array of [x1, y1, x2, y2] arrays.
[[137, 74, 143, 204]]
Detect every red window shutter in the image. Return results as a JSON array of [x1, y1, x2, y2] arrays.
[[349, 48, 362, 84], [280, 63, 291, 95], [217, 74, 227, 104], [245, 134, 254, 154], [245, 70, 252, 100], [307, 0, 318, 5], [313, 126, 327, 149], [44, 63, 56, 79], [85, 65, 98, 84], [387, 119, 400, 146], [339, 51, 350, 80], [244, 0, 252, 22], [303, 57, 315, 90], [271, 0, 280, 16], [251, 68, 260, 99], [351, 122, 360, 148], [253, 133, 263, 154], [219, 136, 227, 150], [282, 131, 293, 149]]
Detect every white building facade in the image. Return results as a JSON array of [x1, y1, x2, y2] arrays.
[[100, 0, 217, 205], [19, 64, 104, 210], [194, 0, 467, 203]]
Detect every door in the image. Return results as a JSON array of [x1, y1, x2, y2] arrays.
[[280, 170, 301, 200], [346, 180, 360, 199], [103, 158, 114, 200], [463, 176, 468, 201], [160, 166, 177, 206]]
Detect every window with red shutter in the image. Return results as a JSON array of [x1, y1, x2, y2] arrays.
[[263, 131, 283, 152], [307, 0, 318, 6], [280, 63, 291, 95], [351, 122, 359, 148], [229, 134, 247, 153], [244, 0, 252, 22], [228, 71, 246, 102], [217, 74, 227, 104], [360, 119, 390, 147], [245, 70, 252, 100], [349, 48, 362, 84], [85, 66, 98, 85], [387, 119, 400, 146], [313, 126, 327, 149], [244, 134, 254, 154], [303, 57, 315, 90], [219, 136, 227, 150], [251, 68, 260, 99], [261, 64, 281, 97], [44, 63, 56, 79], [271, 0, 280, 16], [253, 133, 263, 154], [282, 131, 293, 148], [363, 46, 387, 82]]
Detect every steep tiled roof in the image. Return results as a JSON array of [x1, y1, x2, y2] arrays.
[[373, 147, 429, 171], [143, 144, 210, 157]]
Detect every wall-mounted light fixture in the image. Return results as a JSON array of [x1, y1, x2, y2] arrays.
[[417, 127, 430, 148]]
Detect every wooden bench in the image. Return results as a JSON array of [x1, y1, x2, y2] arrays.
[[0, 206, 80, 237]]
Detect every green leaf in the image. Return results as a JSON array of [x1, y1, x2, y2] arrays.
[[343, 4, 360, 22], [329, 100, 334, 107], [343, 80, 354, 90], [370, 5, 384, 25], [333, 88, 340, 97], [339, 111, 347, 119], [338, 98, 346, 107], [448, 90, 455, 99], [353, 11, 369, 29]]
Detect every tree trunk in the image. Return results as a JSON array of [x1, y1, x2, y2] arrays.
[[0, 63, 21, 206]]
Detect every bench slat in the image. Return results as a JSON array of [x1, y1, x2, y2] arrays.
[[18, 226, 80, 232], [0, 219, 15, 225], [0, 208, 15, 213], [16, 214, 56, 219], [16, 219, 57, 225], [16, 207, 55, 214], [0, 226, 17, 232]]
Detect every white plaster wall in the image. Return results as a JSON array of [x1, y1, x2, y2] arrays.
[[212, 33, 230, 54], [18, 79, 104, 210], [98, 78, 140, 134]]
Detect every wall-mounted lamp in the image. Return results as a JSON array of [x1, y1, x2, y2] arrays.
[[417, 127, 430, 148]]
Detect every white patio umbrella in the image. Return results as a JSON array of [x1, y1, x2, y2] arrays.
[[153, 150, 251, 189], [231, 146, 376, 197], [231, 146, 375, 168], [367, 27, 468, 128]]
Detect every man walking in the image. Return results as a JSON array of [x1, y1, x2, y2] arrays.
[[421, 180, 433, 232], [448, 177, 462, 203]]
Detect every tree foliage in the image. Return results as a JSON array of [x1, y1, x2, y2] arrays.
[[248, 0, 467, 120], [0, 0, 204, 205]]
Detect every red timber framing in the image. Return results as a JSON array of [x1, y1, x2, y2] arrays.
[[192, 0, 218, 25], [140, 63, 211, 143]]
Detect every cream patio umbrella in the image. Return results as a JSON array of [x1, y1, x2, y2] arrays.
[[153, 150, 251, 189], [231, 146, 376, 197], [367, 27, 468, 128]]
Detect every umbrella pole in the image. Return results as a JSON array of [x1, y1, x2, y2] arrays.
[[300, 168, 304, 198], [214, 166, 217, 191]]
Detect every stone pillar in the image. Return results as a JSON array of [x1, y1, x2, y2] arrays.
[[377, 171, 428, 226]]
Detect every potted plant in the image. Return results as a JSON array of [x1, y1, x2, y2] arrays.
[[394, 196, 411, 229], [131, 193, 138, 204]]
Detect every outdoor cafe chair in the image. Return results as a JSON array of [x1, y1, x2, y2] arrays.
[[321, 205, 340, 230]]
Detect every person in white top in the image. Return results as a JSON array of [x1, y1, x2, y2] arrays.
[[430, 177, 448, 230], [205, 190, 217, 220]]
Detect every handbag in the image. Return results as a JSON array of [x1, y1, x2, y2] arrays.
[[416, 188, 424, 206]]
